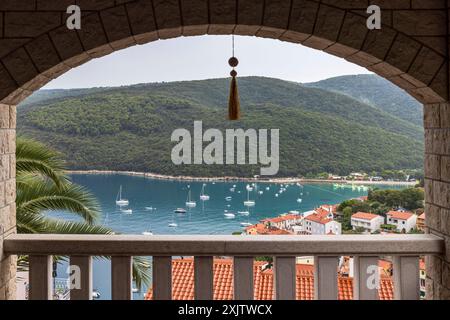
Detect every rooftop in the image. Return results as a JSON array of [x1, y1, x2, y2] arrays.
[[352, 212, 383, 221], [144, 258, 394, 300], [387, 211, 414, 220], [305, 214, 333, 225]]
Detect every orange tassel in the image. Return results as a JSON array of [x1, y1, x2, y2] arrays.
[[228, 73, 240, 120]]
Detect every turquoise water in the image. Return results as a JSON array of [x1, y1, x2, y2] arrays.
[[50, 174, 404, 300]]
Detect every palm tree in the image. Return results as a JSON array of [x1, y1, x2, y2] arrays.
[[16, 137, 150, 290]]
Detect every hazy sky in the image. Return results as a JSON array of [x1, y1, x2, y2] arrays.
[[44, 35, 372, 89]]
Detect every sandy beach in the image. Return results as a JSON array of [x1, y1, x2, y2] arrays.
[[66, 169, 417, 186]]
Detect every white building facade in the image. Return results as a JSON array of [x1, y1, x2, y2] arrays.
[[351, 212, 385, 233], [386, 211, 417, 233]]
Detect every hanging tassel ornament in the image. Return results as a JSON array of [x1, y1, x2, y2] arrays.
[[228, 36, 240, 120]]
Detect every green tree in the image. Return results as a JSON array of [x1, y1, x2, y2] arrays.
[[342, 207, 353, 231], [16, 137, 150, 289]]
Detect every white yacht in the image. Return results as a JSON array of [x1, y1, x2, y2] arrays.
[[115, 185, 129, 206], [243, 190, 255, 207], [200, 184, 210, 201], [186, 186, 197, 207]]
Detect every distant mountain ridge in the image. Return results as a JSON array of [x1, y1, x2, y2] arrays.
[[305, 74, 423, 126], [17, 75, 424, 177]]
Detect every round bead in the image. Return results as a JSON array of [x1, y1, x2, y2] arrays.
[[230, 70, 237, 77], [228, 57, 239, 68]]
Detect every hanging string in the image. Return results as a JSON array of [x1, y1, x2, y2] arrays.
[[232, 34, 235, 58]]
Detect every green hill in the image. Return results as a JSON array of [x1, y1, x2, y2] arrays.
[[305, 74, 423, 126], [17, 76, 424, 177]]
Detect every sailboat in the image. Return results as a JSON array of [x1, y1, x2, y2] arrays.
[[115, 185, 129, 206], [224, 212, 236, 219], [240, 222, 252, 227], [186, 186, 197, 208], [238, 210, 250, 216], [244, 190, 255, 207], [200, 184, 210, 201], [142, 230, 153, 236]]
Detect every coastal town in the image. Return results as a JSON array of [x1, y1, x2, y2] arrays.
[[143, 186, 428, 300]]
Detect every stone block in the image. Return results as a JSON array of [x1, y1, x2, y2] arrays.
[[126, 0, 157, 36], [49, 25, 85, 61], [4, 12, 61, 38], [0, 105, 9, 129], [385, 34, 422, 73], [101, 6, 132, 42], [337, 13, 368, 50], [0, 64, 18, 103], [412, 0, 446, 9], [152, 0, 183, 29], [0, 0, 36, 11], [77, 13, 109, 51], [209, 0, 236, 25], [37, 0, 75, 10], [426, 203, 441, 231], [263, 0, 292, 30], [393, 10, 447, 36], [2, 49, 38, 87], [371, 0, 411, 9], [181, 0, 209, 26], [441, 156, 450, 182], [238, 0, 264, 26], [425, 154, 440, 180], [5, 179, 15, 206], [0, 155, 10, 182], [408, 47, 445, 86], [25, 34, 62, 74], [312, 5, 345, 42], [424, 104, 441, 129], [441, 104, 450, 128], [440, 207, 450, 235], [76, 0, 115, 10]]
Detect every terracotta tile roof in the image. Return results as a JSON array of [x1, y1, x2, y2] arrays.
[[144, 259, 394, 300], [387, 211, 414, 220], [352, 212, 382, 221], [305, 213, 332, 225], [245, 223, 292, 235], [263, 214, 301, 224], [418, 212, 425, 220], [319, 204, 338, 214]]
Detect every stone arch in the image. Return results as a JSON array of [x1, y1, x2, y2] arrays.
[[0, 0, 449, 299]]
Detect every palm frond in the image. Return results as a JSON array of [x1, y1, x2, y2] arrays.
[[17, 180, 100, 224], [16, 137, 68, 188]]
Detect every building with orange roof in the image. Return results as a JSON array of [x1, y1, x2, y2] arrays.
[[262, 214, 303, 230], [144, 258, 394, 300], [417, 212, 426, 231], [244, 223, 292, 235], [351, 212, 385, 233], [304, 213, 341, 235], [386, 210, 418, 233]]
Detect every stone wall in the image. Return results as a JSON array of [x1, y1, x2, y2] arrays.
[[424, 103, 450, 299], [0, 103, 16, 299], [0, 0, 449, 299]]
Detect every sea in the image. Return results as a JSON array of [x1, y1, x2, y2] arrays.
[[48, 174, 406, 300]]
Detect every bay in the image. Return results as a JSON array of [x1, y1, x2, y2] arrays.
[[49, 174, 405, 300]]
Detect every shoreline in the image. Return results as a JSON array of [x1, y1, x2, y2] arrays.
[[65, 170, 417, 186]]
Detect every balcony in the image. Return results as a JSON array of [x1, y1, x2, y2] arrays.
[[3, 234, 444, 300]]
